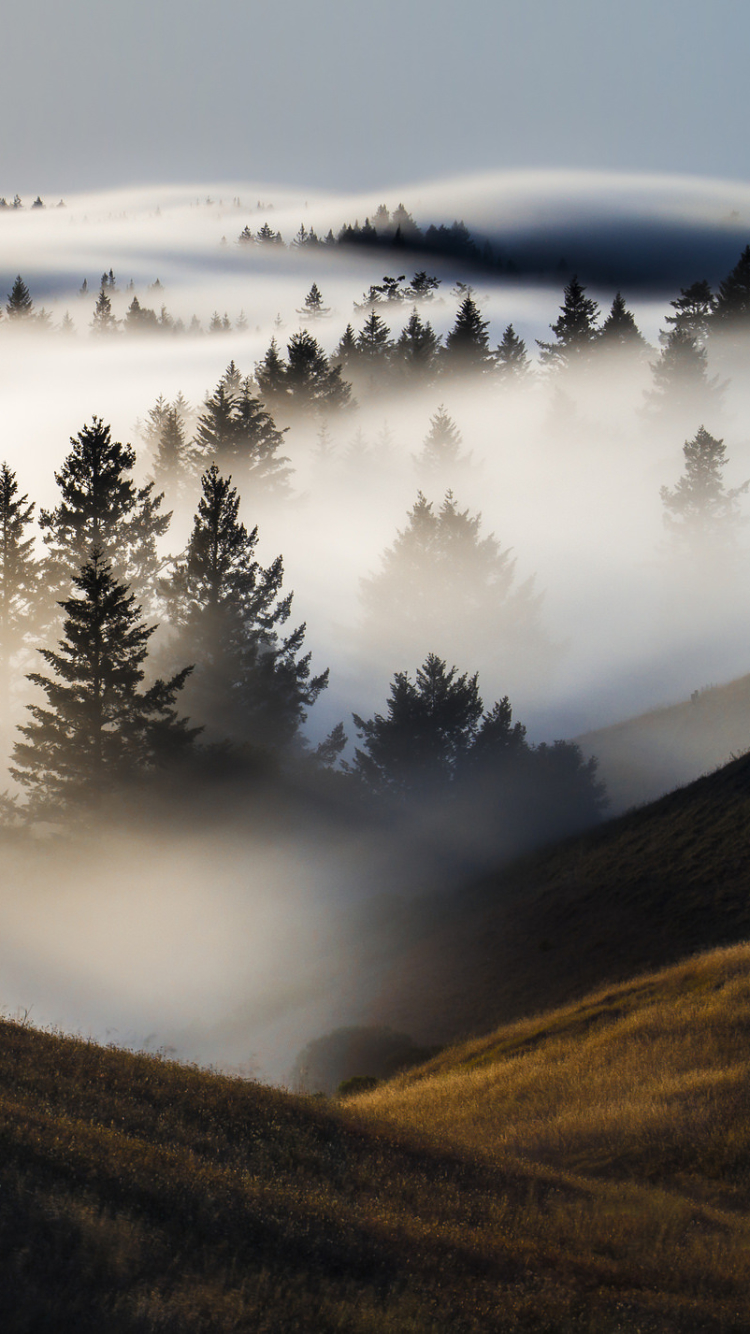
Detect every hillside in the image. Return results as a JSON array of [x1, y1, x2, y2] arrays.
[[1, 945, 750, 1331], [575, 672, 750, 813], [367, 748, 750, 1046]]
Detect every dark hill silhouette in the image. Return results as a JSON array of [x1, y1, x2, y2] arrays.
[[367, 748, 750, 1047]]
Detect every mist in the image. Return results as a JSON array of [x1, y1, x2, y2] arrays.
[[2, 169, 750, 1081]]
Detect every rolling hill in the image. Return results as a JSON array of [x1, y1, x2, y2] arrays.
[[1, 942, 749, 1331]]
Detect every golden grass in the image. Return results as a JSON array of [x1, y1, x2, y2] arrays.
[[343, 944, 750, 1326], [3, 943, 750, 1329]]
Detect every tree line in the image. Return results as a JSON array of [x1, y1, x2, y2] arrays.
[[0, 411, 606, 851]]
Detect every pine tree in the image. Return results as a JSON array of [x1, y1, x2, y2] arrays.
[[356, 311, 392, 363], [91, 284, 118, 334], [332, 324, 358, 375], [0, 464, 39, 733], [663, 280, 715, 345], [598, 294, 647, 350], [11, 550, 196, 816], [413, 407, 470, 477], [255, 337, 287, 410], [151, 406, 196, 502], [394, 309, 440, 380], [161, 466, 327, 750], [6, 276, 34, 320], [360, 492, 543, 671], [192, 366, 291, 495], [660, 426, 748, 553], [283, 331, 353, 413], [537, 275, 599, 367], [645, 327, 725, 421], [443, 294, 491, 372], [494, 324, 531, 379], [349, 653, 485, 796], [39, 418, 171, 616], [712, 245, 750, 333], [297, 282, 330, 318]]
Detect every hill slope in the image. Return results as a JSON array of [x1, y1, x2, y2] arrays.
[[2, 945, 750, 1331], [368, 748, 750, 1045], [575, 672, 750, 812]]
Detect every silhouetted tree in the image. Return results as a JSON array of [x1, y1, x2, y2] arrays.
[[161, 466, 327, 750], [443, 294, 491, 372], [349, 653, 486, 796], [297, 283, 330, 318], [537, 275, 599, 368], [712, 245, 750, 335], [394, 309, 440, 380], [660, 426, 748, 554], [91, 284, 118, 334], [124, 296, 159, 332], [6, 276, 33, 320], [261, 331, 352, 415], [151, 406, 196, 502], [11, 550, 196, 816], [413, 407, 470, 477], [494, 324, 531, 379], [0, 464, 38, 732], [598, 293, 647, 350], [39, 418, 170, 616], [663, 280, 715, 345], [645, 327, 725, 421]]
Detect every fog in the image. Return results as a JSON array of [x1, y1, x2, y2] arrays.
[[2, 169, 749, 1081]]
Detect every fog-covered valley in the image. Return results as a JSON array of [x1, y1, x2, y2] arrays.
[[2, 169, 750, 1081]]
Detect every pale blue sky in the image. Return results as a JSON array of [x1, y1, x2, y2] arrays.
[[2, 0, 749, 192]]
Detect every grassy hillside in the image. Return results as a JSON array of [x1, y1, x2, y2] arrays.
[[2, 945, 750, 1331], [575, 672, 750, 812], [368, 749, 750, 1046]]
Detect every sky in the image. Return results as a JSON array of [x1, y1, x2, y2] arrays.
[[3, 0, 750, 195]]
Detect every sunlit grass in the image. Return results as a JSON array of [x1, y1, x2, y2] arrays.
[[2, 944, 750, 1329]]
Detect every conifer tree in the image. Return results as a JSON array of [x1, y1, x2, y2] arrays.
[[356, 310, 392, 364], [0, 464, 39, 732], [281, 331, 353, 413], [645, 327, 725, 421], [255, 337, 287, 410], [39, 418, 170, 616], [333, 323, 358, 373], [712, 245, 750, 333], [660, 426, 748, 554], [151, 406, 196, 502], [394, 309, 440, 380], [91, 284, 118, 334], [11, 550, 196, 816], [494, 324, 531, 379], [161, 466, 327, 750], [6, 276, 34, 320], [537, 276, 599, 367], [598, 294, 647, 350], [192, 366, 291, 495], [413, 407, 470, 477], [663, 280, 715, 345], [443, 294, 491, 372], [297, 282, 330, 318], [360, 492, 544, 672]]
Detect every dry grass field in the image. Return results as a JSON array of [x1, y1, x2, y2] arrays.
[[1, 941, 750, 1331]]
